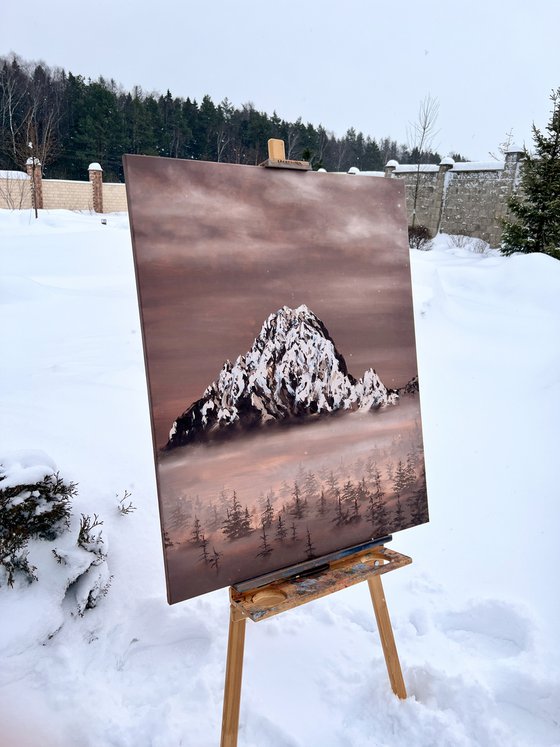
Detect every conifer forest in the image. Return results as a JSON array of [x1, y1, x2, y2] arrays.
[[0, 54, 444, 181]]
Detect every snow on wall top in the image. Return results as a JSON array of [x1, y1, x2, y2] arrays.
[[394, 164, 440, 173], [356, 170, 385, 178], [389, 161, 505, 173], [0, 170, 30, 180], [451, 161, 504, 172]]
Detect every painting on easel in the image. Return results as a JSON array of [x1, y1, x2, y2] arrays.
[[125, 155, 429, 604]]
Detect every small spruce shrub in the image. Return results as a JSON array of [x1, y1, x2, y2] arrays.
[[0, 458, 113, 616], [0, 469, 75, 587], [0, 470, 74, 541], [408, 224, 432, 250]]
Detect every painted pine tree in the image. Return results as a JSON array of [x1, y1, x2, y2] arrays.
[[222, 491, 252, 540], [275, 514, 288, 542], [317, 490, 328, 516], [305, 528, 316, 560], [199, 533, 210, 563], [291, 482, 305, 519], [256, 521, 273, 559], [261, 496, 274, 528], [190, 515, 203, 544]]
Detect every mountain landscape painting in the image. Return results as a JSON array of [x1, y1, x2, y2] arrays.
[[124, 154, 429, 604]]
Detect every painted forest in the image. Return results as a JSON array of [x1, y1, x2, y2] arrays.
[[162, 422, 428, 599], [0, 53, 452, 182]]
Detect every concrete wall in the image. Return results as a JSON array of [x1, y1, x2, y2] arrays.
[[2, 154, 524, 246], [372, 149, 524, 246]]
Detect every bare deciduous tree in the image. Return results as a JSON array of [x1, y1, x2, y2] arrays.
[[488, 128, 515, 161], [407, 94, 440, 227]]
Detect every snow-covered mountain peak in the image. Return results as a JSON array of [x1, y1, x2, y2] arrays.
[[167, 306, 400, 449]]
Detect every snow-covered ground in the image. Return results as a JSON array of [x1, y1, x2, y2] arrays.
[[1, 209, 559, 747]]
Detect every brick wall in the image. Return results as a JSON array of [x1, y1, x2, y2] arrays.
[[42, 180, 93, 211], [0, 163, 127, 215], [103, 183, 128, 212], [0, 171, 32, 209]]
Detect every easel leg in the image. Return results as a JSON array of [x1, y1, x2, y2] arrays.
[[367, 575, 407, 699], [220, 606, 247, 747]]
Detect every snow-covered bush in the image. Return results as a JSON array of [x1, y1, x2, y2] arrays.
[[0, 470, 74, 541], [0, 451, 112, 614], [408, 224, 432, 250], [0, 455, 74, 587], [448, 234, 491, 254]]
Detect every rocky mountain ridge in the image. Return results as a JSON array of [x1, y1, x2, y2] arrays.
[[166, 305, 402, 449]]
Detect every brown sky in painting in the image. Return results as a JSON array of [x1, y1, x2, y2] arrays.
[[125, 156, 417, 448]]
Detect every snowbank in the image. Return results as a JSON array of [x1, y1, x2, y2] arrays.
[[0, 210, 559, 746]]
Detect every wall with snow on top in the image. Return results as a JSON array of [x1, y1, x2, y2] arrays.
[[380, 150, 524, 246]]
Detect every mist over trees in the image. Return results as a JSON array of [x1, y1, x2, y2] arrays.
[[0, 53, 445, 181]]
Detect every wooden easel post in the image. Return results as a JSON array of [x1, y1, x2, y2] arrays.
[[220, 602, 247, 747], [220, 545, 411, 746], [368, 573, 407, 699]]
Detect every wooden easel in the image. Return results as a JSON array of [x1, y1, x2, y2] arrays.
[[259, 138, 311, 170], [221, 142, 411, 745], [220, 544, 412, 747]]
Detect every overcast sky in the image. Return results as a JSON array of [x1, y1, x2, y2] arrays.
[[2, 0, 559, 161]]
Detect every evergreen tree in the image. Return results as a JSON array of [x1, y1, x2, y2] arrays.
[[326, 471, 339, 497], [243, 507, 253, 534], [332, 493, 348, 526], [305, 528, 316, 560], [208, 503, 220, 531], [317, 490, 328, 516], [394, 498, 405, 526], [190, 515, 203, 544], [290, 482, 305, 519], [168, 501, 188, 532], [302, 471, 320, 505], [199, 533, 210, 563], [256, 521, 273, 559], [366, 491, 376, 529], [209, 546, 223, 572], [290, 521, 299, 542], [351, 494, 361, 522], [371, 476, 388, 537], [341, 480, 356, 507], [502, 87, 560, 259], [386, 462, 394, 483], [408, 466, 429, 524], [393, 460, 408, 499], [275, 514, 288, 542], [261, 496, 274, 528], [372, 465, 383, 497], [356, 477, 369, 503], [222, 491, 252, 540]]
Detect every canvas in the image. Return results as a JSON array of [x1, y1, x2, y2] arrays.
[[124, 155, 428, 604]]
